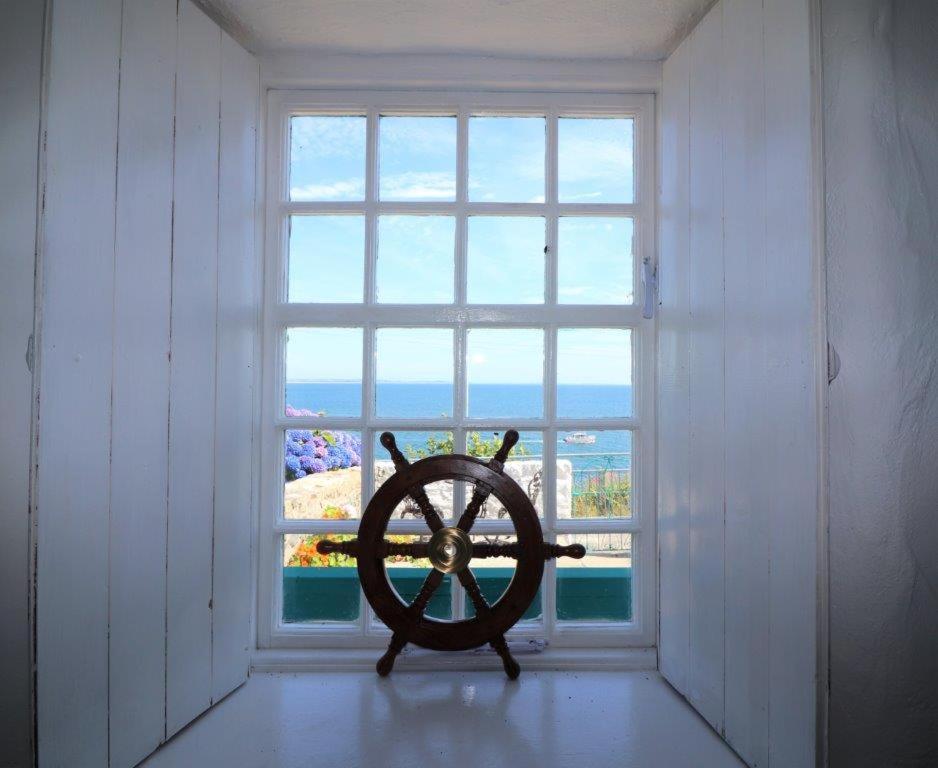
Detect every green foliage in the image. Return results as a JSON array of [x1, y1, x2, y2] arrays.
[[572, 472, 631, 518], [404, 431, 528, 460]]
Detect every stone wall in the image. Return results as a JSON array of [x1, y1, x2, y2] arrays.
[[282, 459, 583, 564], [283, 466, 361, 520], [373, 458, 572, 519]]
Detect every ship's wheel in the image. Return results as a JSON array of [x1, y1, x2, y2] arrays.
[[316, 429, 585, 679]]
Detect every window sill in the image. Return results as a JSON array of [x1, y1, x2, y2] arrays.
[[251, 645, 656, 673]]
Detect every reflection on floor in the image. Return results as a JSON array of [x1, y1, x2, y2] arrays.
[[141, 671, 745, 768]]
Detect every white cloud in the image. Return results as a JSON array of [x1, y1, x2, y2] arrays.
[[290, 179, 364, 200], [380, 171, 456, 200], [292, 116, 365, 159]]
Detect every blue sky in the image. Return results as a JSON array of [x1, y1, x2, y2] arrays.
[[286, 115, 633, 386], [286, 326, 631, 387]]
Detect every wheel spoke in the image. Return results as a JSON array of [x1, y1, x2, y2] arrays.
[[543, 542, 586, 561], [380, 540, 430, 560], [408, 568, 445, 619], [407, 484, 445, 532], [456, 567, 492, 617], [315, 538, 359, 558], [456, 483, 493, 532], [379, 431, 445, 532], [471, 541, 522, 559], [457, 430, 518, 532]]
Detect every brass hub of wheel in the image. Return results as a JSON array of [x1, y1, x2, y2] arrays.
[[427, 527, 472, 573]]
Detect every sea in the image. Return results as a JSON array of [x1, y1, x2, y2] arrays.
[[286, 382, 633, 478]]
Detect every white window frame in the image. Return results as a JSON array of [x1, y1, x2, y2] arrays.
[[258, 89, 656, 652]]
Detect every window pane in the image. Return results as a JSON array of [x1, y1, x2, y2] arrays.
[[285, 327, 362, 417], [556, 328, 631, 418], [288, 216, 364, 303], [466, 430, 544, 518], [558, 217, 633, 304], [282, 534, 360, 623], [379, 116, 456, 201], [385, 535, 453, 620], [558, 117, 633, 203], [467, 329, 544, 419], [290, 115, 365, 201], [464, 535, 542, 621], [376, 328, 453, 418], [555, 533, 632, 622], [467, 217, 545, 304], [377, 216, 455, 303], [468, 116, 545, 203], [376, 431, 454, 521], [284, 429, 362, 520], [557, 430, 632, 520]]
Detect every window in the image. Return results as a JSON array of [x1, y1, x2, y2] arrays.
[[261, 91, 655, 651]]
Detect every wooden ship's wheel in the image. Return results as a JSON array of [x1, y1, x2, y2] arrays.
[[316, 429, 585, 679]]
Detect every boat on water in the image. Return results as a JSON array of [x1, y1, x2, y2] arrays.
[[563, 431, 596, 445]]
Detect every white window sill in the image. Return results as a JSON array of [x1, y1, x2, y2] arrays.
[[251, 645, 656, 673]]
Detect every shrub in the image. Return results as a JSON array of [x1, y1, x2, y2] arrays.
[[283, 409, 363, 481], [404, 431, 527, 460], [572, 471, 631, 518]]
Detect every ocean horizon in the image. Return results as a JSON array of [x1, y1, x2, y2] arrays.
[[285, 381, 633, 474]]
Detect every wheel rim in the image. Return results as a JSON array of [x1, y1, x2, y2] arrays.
[[357, 453, 544, 652]]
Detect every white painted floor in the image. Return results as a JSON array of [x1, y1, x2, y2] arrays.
[[141, 671, 744, 768]]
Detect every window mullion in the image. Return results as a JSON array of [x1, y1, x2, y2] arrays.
[[455, 107, 469, 306], [365, 107, 378, 305]]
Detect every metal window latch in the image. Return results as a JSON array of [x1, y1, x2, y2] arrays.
[[827, 341, 840, 384], [25, 333, 35, 373], [642, 257, 657, 319]]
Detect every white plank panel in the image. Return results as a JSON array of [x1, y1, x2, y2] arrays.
[[212, 32, 258, 703], [763, 0, 818, 764], [35, 0, 123, 764], [108, 1, 178, 765], [686, 3, 726, 734], [0, 1, 43, 765], [167, 0, 222, 737], [657, 37, 692, 695], [721, 0, 770, 764]]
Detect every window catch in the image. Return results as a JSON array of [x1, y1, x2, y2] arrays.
[[641, 257, 657, 320]]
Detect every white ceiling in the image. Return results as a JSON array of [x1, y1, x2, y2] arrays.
[[200, 0, 712, 60]]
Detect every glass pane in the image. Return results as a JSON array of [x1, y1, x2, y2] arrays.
[[465, 430, 544, 518], [284, 429, 362, 520], [558, 117, 634, 203], [282, 533, 360, 623], [467, 217, 545, 304], [290, 115, 365, 201], [463, 535, 542, 621], [376, 216, 455, 303], [468, 116, 545, 202], [555, 533, 632, 622], [558, 217, 633, 304], [385, 535, 453, 621], [557, 430, 632, 520], [556, 328, 631, 418], [466, 329, 544, 419], [288, 216, 364, 303], [376, 328, 453, 418], [285, 327, 362, 417], [379, 116, 456, 201], [375, 431, 454, 521]]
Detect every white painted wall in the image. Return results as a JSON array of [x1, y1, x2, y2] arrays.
[[0, 1, 44, 765], [34, 1, 258, 765], [658, 1, 823, 766], [821, 1, 938, 765]]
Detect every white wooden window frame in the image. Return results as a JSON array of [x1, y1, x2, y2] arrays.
[[258, 89, 656, 651]]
